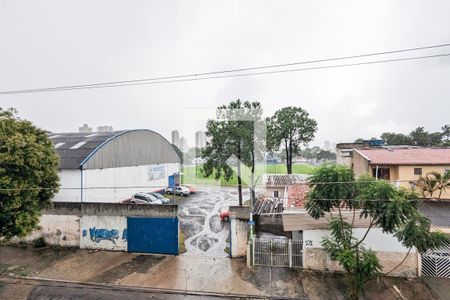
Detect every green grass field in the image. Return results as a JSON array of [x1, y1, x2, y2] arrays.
[[181, 163, 316, 186]]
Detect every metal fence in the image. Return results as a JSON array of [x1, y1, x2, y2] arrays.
[[422, 240, 450, 278], [252, 237, 302, 268]]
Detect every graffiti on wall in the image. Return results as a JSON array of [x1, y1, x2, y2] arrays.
[[82, 227, 128, 245]]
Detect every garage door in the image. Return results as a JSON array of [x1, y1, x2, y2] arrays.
[[127, 217, 179, 255]]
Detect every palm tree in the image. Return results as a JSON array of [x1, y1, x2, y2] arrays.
[[437, 170, 450, 199], [417, 171, 450, 199]]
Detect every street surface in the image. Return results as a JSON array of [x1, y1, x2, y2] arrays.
[[0, 277, 263, 300], [177, 186, 250, 257]]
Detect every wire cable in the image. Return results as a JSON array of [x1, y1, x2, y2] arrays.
[[0, 179, 422, 191], [1, 44, 450, 95]]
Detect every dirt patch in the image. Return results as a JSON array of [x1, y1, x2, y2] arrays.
[[91, 255, 166, 284]]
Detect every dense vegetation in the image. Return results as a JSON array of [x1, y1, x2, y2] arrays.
[[0, 108, 59, 240]]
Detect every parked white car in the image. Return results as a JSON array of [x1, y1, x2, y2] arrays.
[[149, 192, 171, 204], [129, 192, 163, 204], [166, 186, 190, 196]]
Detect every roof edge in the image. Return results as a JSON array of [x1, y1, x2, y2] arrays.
[[353, 148, 371, 162], [78, 129, 177, 169]]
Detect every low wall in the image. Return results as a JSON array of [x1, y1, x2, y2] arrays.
[[303, 248, 418, 277], [231, 219, 249, 257], [44, 202, 178, 217], [17, 214, 80, 247], [303, 229, 419, 277], [20, 202, 178, 251], [230, 206, 250, 258], [80, 215, 128, 251]]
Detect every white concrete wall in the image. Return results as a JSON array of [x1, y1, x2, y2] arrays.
[[303, 228, 414, 253], [302, 228, 419, 277], [83, 163, 179, 202], [15, 214, 80, 247], [230, 218, 249, 257], [80, 215, 128, 251], [53, 169, 82, 202], [53, 163, 180, 202]]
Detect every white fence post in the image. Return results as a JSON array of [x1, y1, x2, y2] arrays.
[[289, 239, 292, 268], [252, 238, 256, 267], [270, 239, 273, 266]]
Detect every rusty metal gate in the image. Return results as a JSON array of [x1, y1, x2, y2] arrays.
[[252, 237, 302, 268], [422, 240, 450, 278]]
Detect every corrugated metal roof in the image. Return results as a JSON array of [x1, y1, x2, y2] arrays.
[[49, 130, 180, 170], [49, 131, 123, 169], [355, 148, 450, 166], [263, 174, 308, 188]]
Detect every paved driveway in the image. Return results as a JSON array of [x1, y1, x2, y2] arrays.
[[177, 186, 249, 257]]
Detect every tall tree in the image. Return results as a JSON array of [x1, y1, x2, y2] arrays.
[[317, 149, 337, 162], [306, 164, 448, 299], [442, 124, 450, 142], [380, 132, 413, 145], [0, 108, 59, 240], [202, 100, 263, 206], [267, 107, 317, 174], [410, 127, 433, 146]]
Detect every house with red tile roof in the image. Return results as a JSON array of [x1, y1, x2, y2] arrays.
[[352, 147, 450, 199]]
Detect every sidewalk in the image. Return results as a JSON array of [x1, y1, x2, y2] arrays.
[[0, 245, 447, 299]]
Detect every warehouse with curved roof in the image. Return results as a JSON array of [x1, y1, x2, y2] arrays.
[[49, 129, 180, 203]]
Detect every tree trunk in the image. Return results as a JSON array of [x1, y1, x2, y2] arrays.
[[284, 139, 291, 174], [237, 145, 243, 206], [250, 149, 256, 204], [287, 139, 293, 174]]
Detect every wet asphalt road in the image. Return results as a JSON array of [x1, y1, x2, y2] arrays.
[[177, 186, 250, 257]]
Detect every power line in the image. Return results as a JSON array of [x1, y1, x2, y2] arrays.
[[0, 179, 421, 191], [1, 43, 450, 95]]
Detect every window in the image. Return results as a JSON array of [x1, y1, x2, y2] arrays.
[[372, 167, 390, 180], [273, 191, 279, 198], [414, 168, 422, 176]]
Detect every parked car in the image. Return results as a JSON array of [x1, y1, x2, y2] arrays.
[[219, 208, 230, 222], [149, 192, 170, 204], [129, 192, 163, 204], [166, 186, 190, 196], [183, 184, 197, 194]]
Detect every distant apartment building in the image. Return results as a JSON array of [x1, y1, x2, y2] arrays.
[[97, 125, 113, 132], [195, 131, 207, 149], [78, 124, 93, 133], [171, 130, 180, 148], [179, 137, 188, 151]]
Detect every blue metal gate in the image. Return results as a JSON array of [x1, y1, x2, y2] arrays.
[[127, 217, 179, 255]]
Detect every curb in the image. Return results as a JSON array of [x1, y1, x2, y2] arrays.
[[0, 275, 306, 299]]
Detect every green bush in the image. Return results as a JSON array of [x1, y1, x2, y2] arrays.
[[32, 237, 46, 248]]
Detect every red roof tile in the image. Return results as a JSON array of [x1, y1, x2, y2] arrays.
[[287, 183, 310, 208], [355, 148, 450, 166]]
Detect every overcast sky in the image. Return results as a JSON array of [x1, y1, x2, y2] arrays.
[[1, 1, 450, 148]]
